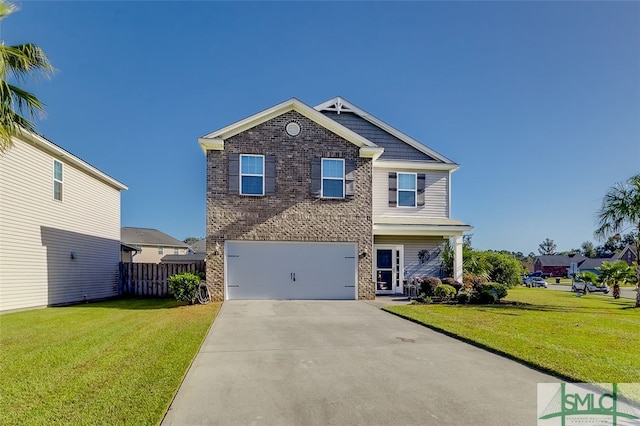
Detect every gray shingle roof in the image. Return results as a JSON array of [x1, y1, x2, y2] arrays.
[[121, 227, 189, 248], [321, 111, 437, 161], [161, 253, 205, 263], [577, 258, 608, 270], [535, 254, 586, 267], [189, 238, 206, 253]]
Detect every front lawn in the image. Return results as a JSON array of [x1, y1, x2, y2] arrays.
[[386, 288, 639, 383], [0, 298, 221, 426]]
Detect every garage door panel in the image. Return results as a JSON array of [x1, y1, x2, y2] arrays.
[[226, 241, 357, 300]]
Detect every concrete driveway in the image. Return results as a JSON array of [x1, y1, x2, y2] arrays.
[[162, 301, 556, 426]]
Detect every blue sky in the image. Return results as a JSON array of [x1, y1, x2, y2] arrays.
[[5, 1, 639, 254]]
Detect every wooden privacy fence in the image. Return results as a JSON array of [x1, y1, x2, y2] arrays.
[[119, 261, 206, 297]]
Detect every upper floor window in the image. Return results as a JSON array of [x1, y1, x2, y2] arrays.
[[388, 172, 426, 208], [53, 160, 63, 201], [174, 247, 179, 255], [158, 246, 164, 255], [397, 172, 416, 207], [321, 158, 345, 198], [240, 154, 264, 196]]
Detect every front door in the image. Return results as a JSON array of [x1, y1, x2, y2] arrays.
[[374, 245, 403, 294]]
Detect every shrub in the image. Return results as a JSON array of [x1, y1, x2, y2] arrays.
[[168, 272, 201, 305], [442, 277, 463, 292], [483, 252, 525, 288], [456, 289, 472, 304], [476, 289, 498, 304], [481, 283, 508, 300], [463, 274, 486, 289], [415, 293, 433, 304], [420, 276, 442, 296], [434, 284, 457, 300]]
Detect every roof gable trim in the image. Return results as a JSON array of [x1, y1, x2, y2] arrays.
[[315, 97, 455, 164], [199, 98, 378, 155]]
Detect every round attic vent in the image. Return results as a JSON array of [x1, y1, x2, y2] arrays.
[[285, 121, 301, 137]]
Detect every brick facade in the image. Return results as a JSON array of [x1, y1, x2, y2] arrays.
[[206, 111, 374, 301]]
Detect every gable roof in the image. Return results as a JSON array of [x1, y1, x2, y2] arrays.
[[612, 244, 637, 261], [16, 130, 127, 191], [198, 98, 383, 160], [189, 238, 206, 253], [577, 258, 608, 270], [535, 254, 587, 267], [121, 227, 189, 248], [314, 97, 457, 167]]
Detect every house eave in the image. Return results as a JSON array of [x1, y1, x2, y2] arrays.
[[314, 96, 456, 164], [198, 138, 224, 153], [373, 159, 460, 172], [17, 130, 128, 191], [373, 223, 473, 237], [198, 98, 378, 155]]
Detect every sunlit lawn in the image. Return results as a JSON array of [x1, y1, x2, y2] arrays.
[[386, 288, 639, 384], [0, 298, 221, 426]]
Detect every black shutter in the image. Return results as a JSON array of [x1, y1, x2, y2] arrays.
[[388, 172, 397, 207], [345, 159, 356, 199], [229, 154, 239, 195], [417, 173, 426, 206], [265, 155, 276, 196], [311, 158, 321, 198]]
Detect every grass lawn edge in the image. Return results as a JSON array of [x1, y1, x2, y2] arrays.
[[381, 306, 577, 383], [157, 301, 223, 426]]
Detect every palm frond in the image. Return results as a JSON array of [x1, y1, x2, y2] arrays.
[[1, 43, 54, 81], [0, 0, 18, 20]]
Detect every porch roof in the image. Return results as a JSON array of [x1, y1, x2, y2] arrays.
[[373, 216, 472, 236]]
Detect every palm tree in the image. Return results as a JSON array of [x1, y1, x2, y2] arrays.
[[1, 0, 53, 153], [595, 174, 640, 307]]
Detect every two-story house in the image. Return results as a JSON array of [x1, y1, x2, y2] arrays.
[[199, 97, 472, 301], [0, 130, 127, 312]]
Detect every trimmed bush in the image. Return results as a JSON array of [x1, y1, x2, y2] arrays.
[[434, 284, 457, 300], [476, 289, 498, 304], [456, 289, 472, 304], [442, 277, 463, 292], [415, 293, 433, 304], [463, 273, 486, 289], [168, 272, 201, 305], [481, 283, 508, 300], [420, 276, 442, 296]]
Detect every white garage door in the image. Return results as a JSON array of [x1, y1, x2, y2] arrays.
[[225, 241, 357, 300]]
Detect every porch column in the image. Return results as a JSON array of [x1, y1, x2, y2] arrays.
[[453, 235, 463, 283]]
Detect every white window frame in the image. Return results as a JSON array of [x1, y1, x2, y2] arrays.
[[174, 247, 179, 255], [158, 246, 164, 255], [53, 160, 63, 201], [397, 172, 417, 208], [240, 154, 265, 196], [321, 158, 345, 199]]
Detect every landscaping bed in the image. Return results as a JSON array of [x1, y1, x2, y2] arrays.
[[0, 298, 221, 426]]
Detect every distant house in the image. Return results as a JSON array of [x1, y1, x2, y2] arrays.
[[162, 237, 207, 263], [612, 245, 637, 266], [188, 238, 206, 255], [0, 130, 127, 312], [534, 254, 587, 277], [120, 227, 189, 263]]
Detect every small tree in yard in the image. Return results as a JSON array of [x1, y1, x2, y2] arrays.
[[168, 272, 200, 305], [538, 238, 557, 255]]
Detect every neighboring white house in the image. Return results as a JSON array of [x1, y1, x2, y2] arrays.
[[0, 131, 127, 312]]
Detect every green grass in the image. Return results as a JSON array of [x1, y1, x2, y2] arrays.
[[386, 288, 640, 384], [0, 298, 221, 426]]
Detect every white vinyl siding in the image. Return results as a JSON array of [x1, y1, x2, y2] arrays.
[[0, 137, 122, 312], [131, 245, 187, 263], [373, 167, 449, 218], [374, 236, 447, 279]]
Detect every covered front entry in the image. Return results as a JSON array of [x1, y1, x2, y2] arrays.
[[225, 241, 357, 300], [374, 245, 404, 295]]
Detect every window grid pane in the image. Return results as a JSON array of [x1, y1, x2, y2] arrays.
[[398, 173, 415, 190], [322, 159, 343, 179], [242, 176, 263, 195], [241, 155, 263, 175], [53, 181, 62, 201], [398, 191, 416, 207], [54, 161, 63, 181], [322, 179, 344, 198]]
